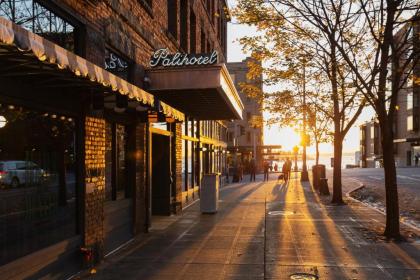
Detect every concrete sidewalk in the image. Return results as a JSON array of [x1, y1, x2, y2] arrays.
[[86, 173, 420, 279]]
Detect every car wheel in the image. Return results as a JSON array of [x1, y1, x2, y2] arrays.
[[11, 177, 20, 188]]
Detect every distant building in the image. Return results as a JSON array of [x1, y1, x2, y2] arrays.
[[360, 120, 382, 167], [360, 18, 419, 167], [227, 58, 264, 169]]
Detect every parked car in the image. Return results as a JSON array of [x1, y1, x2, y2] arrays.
[[0, 161, 45, 188]]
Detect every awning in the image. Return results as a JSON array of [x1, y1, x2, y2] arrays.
[[146, 64, 244, 120], [0, 16, 184, 122]]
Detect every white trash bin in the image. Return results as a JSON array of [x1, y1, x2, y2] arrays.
[[200, 173, 219, 214]]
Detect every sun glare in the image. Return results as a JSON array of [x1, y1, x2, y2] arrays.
[[265, 127, 301, 151]]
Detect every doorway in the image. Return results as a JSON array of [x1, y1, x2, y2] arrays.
[[151, 133, 171, 215]]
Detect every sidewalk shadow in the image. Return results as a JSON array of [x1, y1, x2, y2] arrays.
[[89, 181, 269, 279]]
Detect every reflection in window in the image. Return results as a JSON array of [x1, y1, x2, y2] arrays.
[[0, 0, 76, 52], [0, 103, 77, 265]]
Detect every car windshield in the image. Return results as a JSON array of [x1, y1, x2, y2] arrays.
[[0, 163, 3, 171]]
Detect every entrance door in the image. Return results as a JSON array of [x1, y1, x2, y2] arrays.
[[104, 124, 133, 254], [151, 134, 171, 215]]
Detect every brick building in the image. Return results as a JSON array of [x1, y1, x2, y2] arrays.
[[360, 18, 419, 168], [226, 58, 264, 170], [0, 0, 242, 279]]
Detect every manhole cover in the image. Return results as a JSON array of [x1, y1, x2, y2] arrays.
[[289, 273, 319, 280], [268, 210, 294, 216]]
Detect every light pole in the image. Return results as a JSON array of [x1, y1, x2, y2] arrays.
[[252, 125, 257, 163], [293, 145, 299, 172], [301, 61, 309, 182]]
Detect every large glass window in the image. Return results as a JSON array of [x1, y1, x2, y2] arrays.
[[407, 92, 414, 110], [0, 103, 77, 265], [407, 115, 414, 131], [0, 0, 77, 52], [167, 0, 177, 38], [182, 139, 186, 191]]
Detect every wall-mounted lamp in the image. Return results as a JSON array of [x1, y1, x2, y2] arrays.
[[0, 115, 7, 128]]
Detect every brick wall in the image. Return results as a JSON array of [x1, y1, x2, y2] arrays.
[[84, 116, 106, 261], [55, 0, 228, 77]]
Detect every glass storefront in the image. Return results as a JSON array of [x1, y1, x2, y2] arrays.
[[182, 119, 198, 192], [0, 103, 78, 265]]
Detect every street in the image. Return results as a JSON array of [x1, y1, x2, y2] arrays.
[[87, 174, 420, 280], [335, 168, 420, 194]]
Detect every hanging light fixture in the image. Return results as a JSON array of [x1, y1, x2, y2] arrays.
[[0, 116, 7, 128]]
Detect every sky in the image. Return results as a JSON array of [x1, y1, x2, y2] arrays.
[[225, 1, 375, 154]]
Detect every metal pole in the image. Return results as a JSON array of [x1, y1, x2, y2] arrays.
[[301, 62, 309, 181], [253, 126, 257, 163]]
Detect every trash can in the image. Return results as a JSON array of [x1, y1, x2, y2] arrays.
[[312, 164, 326, 190], [200, 173, 219, 214]]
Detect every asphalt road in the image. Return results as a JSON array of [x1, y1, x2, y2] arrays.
[[326, 167, 420, 194]]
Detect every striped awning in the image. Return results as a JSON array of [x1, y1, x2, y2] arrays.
[[0, 16, 184, 121]]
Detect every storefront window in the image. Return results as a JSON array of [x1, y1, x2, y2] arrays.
[[105, 49, 130, 81], [0, 103, 77, 265], [0, 0, 77, 52], [182, 139, 186, 191], [407, 92, 413, 110], [188, 141, 194, 187], [105, 124, 131, 201], [407, 115, 413, 131]]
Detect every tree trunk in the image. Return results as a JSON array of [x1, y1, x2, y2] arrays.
[[315, 139, 320, 165], [329, 34, 343, 204], [332, 128, 344, 204], [380, 121, 400, 239]]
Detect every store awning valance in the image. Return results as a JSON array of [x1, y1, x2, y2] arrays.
[[0, 16, 184, 122], [146, 64, 244, 120]]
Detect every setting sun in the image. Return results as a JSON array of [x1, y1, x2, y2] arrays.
[[264, 126, 301, 151]]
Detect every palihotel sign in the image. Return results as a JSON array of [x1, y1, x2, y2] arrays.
[[150, 48, 218, 67]]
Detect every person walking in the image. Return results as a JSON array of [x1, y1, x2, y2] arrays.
[[282, 160, 288, 181], [250, 157, 256, 182], [238, 162, 244, 182], [263, 161, 270, 181], [286, 157, 292, 180], [415, 153, 419, 167]]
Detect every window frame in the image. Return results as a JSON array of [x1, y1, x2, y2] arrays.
[[138, 0, 153, 17]]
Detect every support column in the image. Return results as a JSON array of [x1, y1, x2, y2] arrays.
[[84, 116, 106, 264]]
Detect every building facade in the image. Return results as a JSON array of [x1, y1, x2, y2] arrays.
[[226, 58, 264, 170], [360, 18, 419, 168], [0, 0, 242, 279]]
